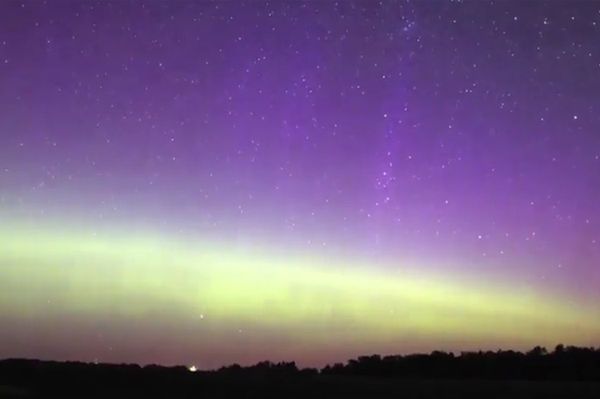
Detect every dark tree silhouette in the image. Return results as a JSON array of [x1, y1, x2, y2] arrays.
[[1, 346, 600, 398]]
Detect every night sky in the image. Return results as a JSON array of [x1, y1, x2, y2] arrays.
[[1, 1, 599, 369]]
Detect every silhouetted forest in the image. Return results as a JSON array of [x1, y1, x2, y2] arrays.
[[1, 345, 600, 398]]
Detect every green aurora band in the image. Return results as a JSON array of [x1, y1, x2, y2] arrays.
[[1, 222, 599, 367]]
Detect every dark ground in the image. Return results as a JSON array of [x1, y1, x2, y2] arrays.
[[1, 375, 600, 398]]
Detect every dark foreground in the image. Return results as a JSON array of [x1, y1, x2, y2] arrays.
[[2, 346, 600, 398], [1, 377, 600, 399]]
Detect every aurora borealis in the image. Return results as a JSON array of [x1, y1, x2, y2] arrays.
[[1, 1, 599, 368]]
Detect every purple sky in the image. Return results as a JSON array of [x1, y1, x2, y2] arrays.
[[0, 1, 599, 366]]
